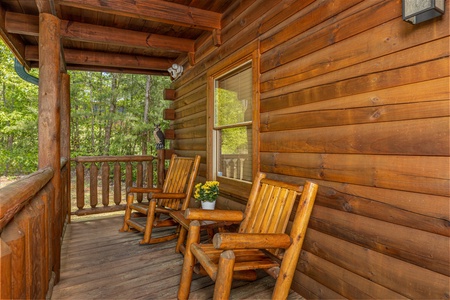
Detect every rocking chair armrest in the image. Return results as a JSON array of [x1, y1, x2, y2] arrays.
[[149, 192, 187, 200], [184, 208, 244, 222], [213, 233, 292, 250], [127, 187, 163, 194]]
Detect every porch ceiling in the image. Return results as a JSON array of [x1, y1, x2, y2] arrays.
[[0, 0, 233, 76]]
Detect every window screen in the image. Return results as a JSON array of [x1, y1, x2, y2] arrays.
[[214, 63, 252, 182]]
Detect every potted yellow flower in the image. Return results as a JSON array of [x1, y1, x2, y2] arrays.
[[194, 181, 219, 210]]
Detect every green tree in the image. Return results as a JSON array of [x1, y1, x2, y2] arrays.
[[69, 71, 171, 158], [216, 88, 248, 154], [0, 39, 172, 176], [0, 41, 39, 175]]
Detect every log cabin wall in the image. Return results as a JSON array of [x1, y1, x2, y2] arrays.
[[170, 0, 449, 298]]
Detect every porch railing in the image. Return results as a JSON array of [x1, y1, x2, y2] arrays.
[[220, 154, 251, 181], [71, 152, 168, 216], [0, 161, 69, 299]]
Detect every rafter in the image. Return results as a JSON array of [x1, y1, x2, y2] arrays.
[[35, 0, 56, 15], [25, 46, 173, 71], [28, 61, 169, 76], [64, 65, 169, 76], [58, 0, 222, 31], [5, 12, 195, 53], [0, 5, 29, 69]]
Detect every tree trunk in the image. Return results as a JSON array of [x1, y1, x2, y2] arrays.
[[89, 73, 95, 153], [72, 103, 79, 152], [142, 75, 151, 155], [2, 81, 12, 175], [104, 73, 119, 154]]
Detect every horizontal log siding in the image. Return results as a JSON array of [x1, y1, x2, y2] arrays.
[[170, 0, 450, 298]]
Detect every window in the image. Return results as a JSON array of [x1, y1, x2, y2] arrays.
[[207, 43, 260, 196], [214, 63, 253, 182]]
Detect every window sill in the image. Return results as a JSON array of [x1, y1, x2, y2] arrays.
[[217, 176, 252, 203]]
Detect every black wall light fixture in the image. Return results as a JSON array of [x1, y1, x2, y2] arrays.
[[403, 0, 445, 24]]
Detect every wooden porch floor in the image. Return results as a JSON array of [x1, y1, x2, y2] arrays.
[[51, 215, 304, 300]]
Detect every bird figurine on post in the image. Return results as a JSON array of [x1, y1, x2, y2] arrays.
[[153, 124, 165, 150]]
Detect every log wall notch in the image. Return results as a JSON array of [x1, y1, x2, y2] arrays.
[[164, 129, 175, 140], [163, 108, 176, 120], [164, 89, 176, 100]]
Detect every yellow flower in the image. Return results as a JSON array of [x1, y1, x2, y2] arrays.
[[194, 180, 220, 202]]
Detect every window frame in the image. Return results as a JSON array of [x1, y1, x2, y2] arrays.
[[206, 43, 260, 199]]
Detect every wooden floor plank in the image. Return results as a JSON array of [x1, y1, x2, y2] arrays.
[[51, 215, 305, 300]]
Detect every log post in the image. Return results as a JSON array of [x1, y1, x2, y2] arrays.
[[214, 250, 235, 300], [60, 73, 70, 222], [38, 12, 61, 284], [157, 149, 165, 188], [178, 221, 201, 300]]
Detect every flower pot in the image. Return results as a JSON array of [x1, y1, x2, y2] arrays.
[[201, 200, 216, 210]]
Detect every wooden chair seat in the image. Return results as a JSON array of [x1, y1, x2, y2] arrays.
[[130, 202, 174, 216], [192, 244, 279, 271], [129, 202, 150, 214], [120, 154, 201, 245], [177, 172, 318, 300]]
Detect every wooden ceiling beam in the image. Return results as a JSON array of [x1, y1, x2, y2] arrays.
[[58, 0, 222, 31], [25, 46, 173, 71], [6, 12, 39, 35], [64, 64, 169, 76], [35, 0, 56, 15], [0, 5, 30, 69], [29, 61, 170, 75], [5, 12, 195, 53]]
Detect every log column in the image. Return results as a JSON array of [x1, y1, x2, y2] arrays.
[[38, 13, 61, 284], [60, 73, 70, 223]]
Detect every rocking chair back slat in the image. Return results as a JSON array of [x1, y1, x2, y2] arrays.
[[157, 156, 196, 209], [235, 174, 305, 258], [239, 178, 301, 236]]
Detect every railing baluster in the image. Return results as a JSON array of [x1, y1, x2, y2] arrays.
[[146, 161, 153, 188], [76, 162, 85, 210], [101, 162, 110, 207], [71, 154, 160, 215], [114, 162, 121, 206], [89, 163, 98, 208], [239, 158, 245, 181], [137, 162, 143, 202], [126, 162, 132, 196], [2, 224, 24, 299]]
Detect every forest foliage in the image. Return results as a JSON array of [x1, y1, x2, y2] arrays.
[[0, 40, 171, 176]]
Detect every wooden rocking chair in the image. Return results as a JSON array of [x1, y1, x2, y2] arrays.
[[120, 154, 201, 245], [177, 172, 318, 300]]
